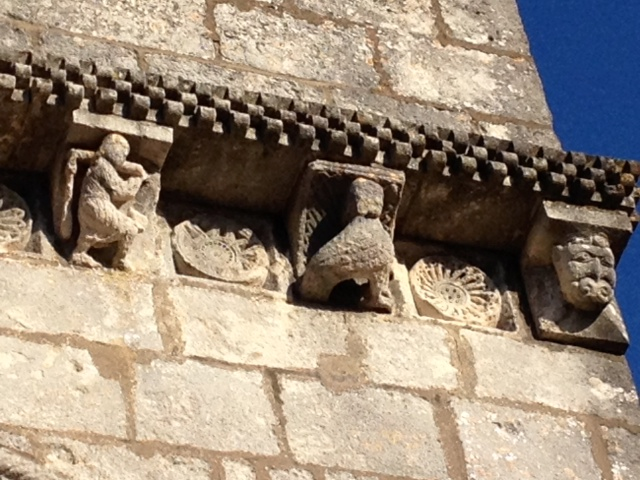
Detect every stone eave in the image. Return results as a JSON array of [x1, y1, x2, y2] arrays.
[[0, 54, 637, 252]]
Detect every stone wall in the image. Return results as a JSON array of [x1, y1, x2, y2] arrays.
[[0, 253, 638, 480], [0, 0, 639, 479], [0, 0, 558, 147]]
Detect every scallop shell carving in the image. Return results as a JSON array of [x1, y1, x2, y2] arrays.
[[0, 184, 32, 253], [409, 255, 501, 327], [172, 215, 269, 286]]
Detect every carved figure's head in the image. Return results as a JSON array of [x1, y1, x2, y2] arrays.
[[552, 234, 616, 311], [98, 134, 130, 167], [345, 178, 384, 222]]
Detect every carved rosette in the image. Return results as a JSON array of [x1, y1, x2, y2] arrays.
[[172, 215, 269, 286], [409, 256, 501, 326], [0, 184, 32, 253]]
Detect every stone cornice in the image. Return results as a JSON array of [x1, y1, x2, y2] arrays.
[[0, 54, 637, 252]]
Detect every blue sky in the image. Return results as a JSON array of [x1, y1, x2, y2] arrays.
[[517, 0, 640, 385]]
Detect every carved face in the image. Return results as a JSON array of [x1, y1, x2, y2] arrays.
[[99, 133, 130, 167], [552, 234, 616, 311]]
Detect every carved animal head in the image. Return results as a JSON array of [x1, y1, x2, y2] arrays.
[[344, 178, 384, 222], [98, 133, 130, 168], [552, 234, 616, 311]]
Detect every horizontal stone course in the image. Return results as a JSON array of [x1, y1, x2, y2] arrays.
[[170, 284, 347, 370], [214, 4, 378, 87], [0, 259, 162, 350], [135, 359, 280, 454], [0, 336, 126, 437], [602, 427, 640, 480], [462, 330, 640, 423], [0, 0, 216, 58], [279, 376, 449, 479], [454, 400, 601, 480], [378, 32, 552, 124]]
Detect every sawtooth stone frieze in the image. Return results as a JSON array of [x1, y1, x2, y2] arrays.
[[0, 184, 31, 253], [409, 255, 502, 327], [0, 52, 635, 352]]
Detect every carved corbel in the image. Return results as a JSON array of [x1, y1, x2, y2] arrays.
[[51, 110, 173, 271], [288, 160, 405, 312], [521, 200, 633, 353]]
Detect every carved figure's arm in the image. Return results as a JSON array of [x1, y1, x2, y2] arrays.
[[97, 159, 145, 202], [65, 149, 95, 175], [116, 160, 147, 179]]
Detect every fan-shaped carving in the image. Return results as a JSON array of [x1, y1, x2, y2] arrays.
[[0, 185, 31, 253], [172, 215, 269, 286], [409, 255, 501, 326]]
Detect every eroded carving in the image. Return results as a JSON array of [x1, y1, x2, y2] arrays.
[[172, 215, 269, 285], [0, 185, 31, 253], [53, 134, 153, 269], [409, 256, 502, 326], [289, 161, 404, 312], [552, 234, 616, 311]]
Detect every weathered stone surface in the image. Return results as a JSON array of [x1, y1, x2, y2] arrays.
[[409, 255, 502, 327], [0, 336, 126, 436], [223, 459, 256, 480], [39, 437, 212, 479], [269, 469, 315, 480], [37, 31, 140, 70], [1, 0, 216, 58], [462, 330, 640, 423], [353, 318, 458, 390], [478, 121, 561, 149], [145, 54, 328, 103], [0, 259, 161, 350], [602, 427, 640, 480], [454, 400, 601, 480], [214, 4, 378, 87], [135, 359, 280, 453], [439, 0, 531, 54], [295, 0, 435, 36], [329, 88, 475, 132], [0, 21, 31, 59], [378, 33, 552, 124], [325, 472, 377, 480], [169, 285, 347, 370], [279, 377, 448, 479]]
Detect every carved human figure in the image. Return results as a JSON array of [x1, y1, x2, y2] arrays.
[[63, 134, 149, 269], [300, 177, 395, 312], [552, 234, 616, 311]]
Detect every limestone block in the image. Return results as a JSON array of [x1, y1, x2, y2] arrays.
[[0, 259, 161, 350], [38, 437, 212, 480], [0, 336, 126, 437], [279, 377, 449, 479], [478, 121, 561, 149], [269, 469, 315, 480], [378, 32, 552, 124], [214, 4, 379, 87], [454, 400, 601, 480], [439, 0, 531, 54], [295, 0, 436, 36], [135, 359, 280, 454], [1, 0, 216, 59], [168, 284, 348, 370], [462, 330, 640, 424], [602, 427, 640, 480], [352, 317, 458, 390], [223, 459, 256, 480], [325, 472, 377, 480]]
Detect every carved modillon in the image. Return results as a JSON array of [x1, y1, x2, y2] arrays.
[[288, 161, 404, 312], [0, 184, 31, 253], [51, 110, 173, 270], [172, 214, 270, 286], [522, 201, 632, 353], [552, 234, 616, 312], [409, 256, 502, 327]]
